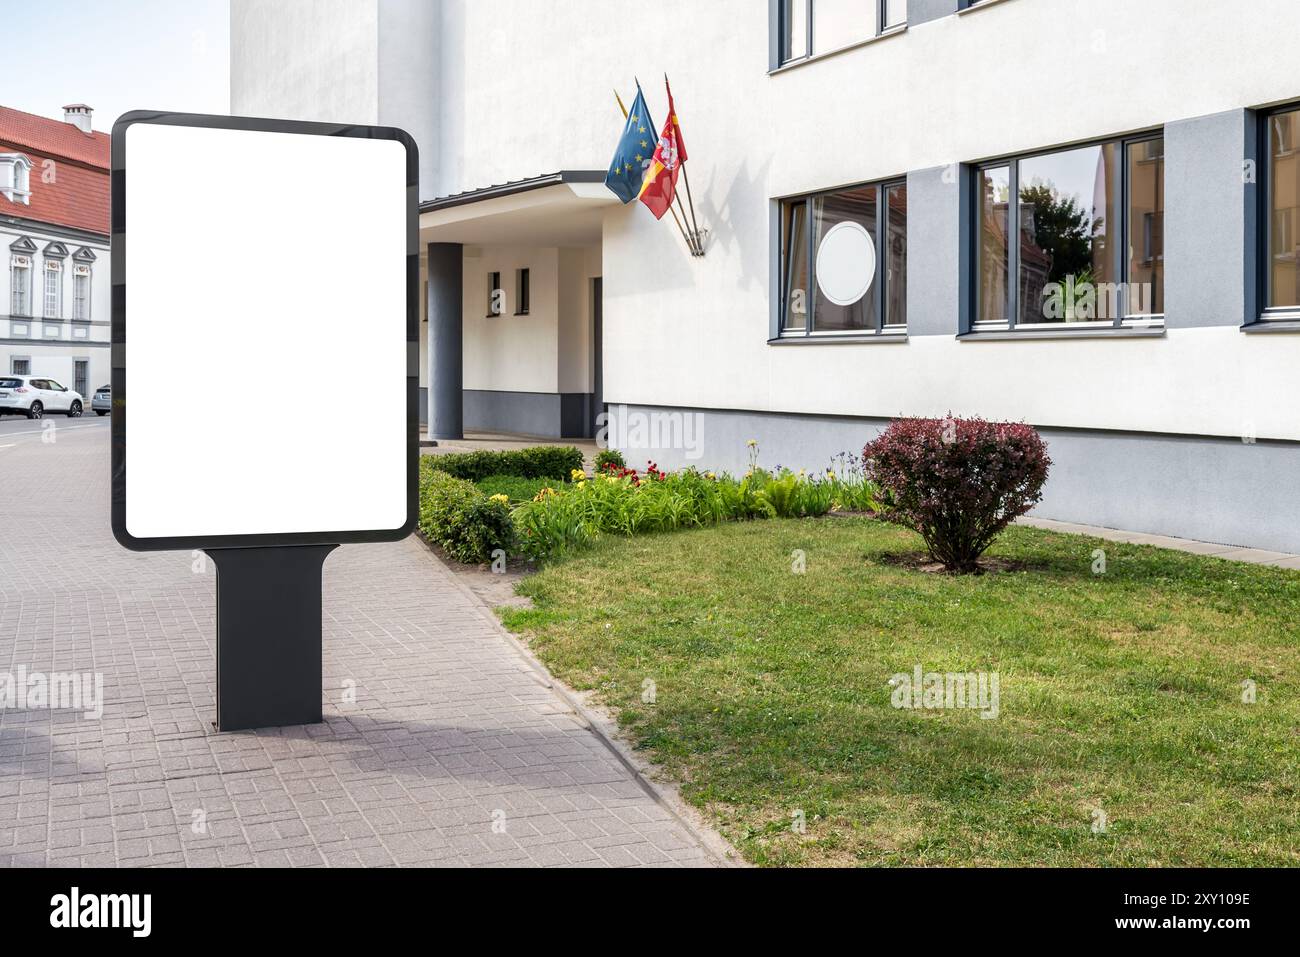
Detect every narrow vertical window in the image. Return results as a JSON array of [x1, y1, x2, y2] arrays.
[[515, 268, 530, 315], [74, 359, 88, 398], [977, 166, 1010, 323], [10, 256, 31, 316], [1268, 108, 1300, 310], [884, 183, 908, 326], [781, 199, 808, 331], [487, 271, 503, 316], [73, 264, 92, 320], [1126, 138, 1164, 316], [44, 259, 62, 319], [782, 0, 809, 63]]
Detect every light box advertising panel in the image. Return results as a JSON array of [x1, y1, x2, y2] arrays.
[[111, 113, 418, 550]]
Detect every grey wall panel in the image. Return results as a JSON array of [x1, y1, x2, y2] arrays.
[[909, 0, 961, 27], [906, 165, 962, 336], [1033, 427, 1300, 551], [1164, 109, 1249, 329], [464, 390, 593, 439], [610, 404, 1300, 553]]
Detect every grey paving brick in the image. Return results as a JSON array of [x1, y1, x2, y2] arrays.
[[0, 424, 719, 867]]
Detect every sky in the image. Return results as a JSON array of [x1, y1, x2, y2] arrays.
[[4, 0, 229, 131]]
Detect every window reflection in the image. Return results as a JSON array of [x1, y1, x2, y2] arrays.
[[1018, 143, 1118, 323], [978, 166, 1010, 323], [885, 183, 907, 325], [1270, 110, 1300, 308], [1127, 138, 1164, 315]]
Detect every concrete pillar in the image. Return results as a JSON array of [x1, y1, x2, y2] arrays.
[[426, 242, 463, 439]]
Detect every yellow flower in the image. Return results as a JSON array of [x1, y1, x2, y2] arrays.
[[577, 480, 586, 489], [706, 471, 716, 480], [746, 439, 758, 448], [570, 468, 586, 481], [532, 486, 557, 502], [489, 493, 509, 505]]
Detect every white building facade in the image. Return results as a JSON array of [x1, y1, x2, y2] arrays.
[[0, 105, 110, 400], [232, 0, 1300, 552]]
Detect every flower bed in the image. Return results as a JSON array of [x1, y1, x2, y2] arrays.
[[418, 443, 878, 566], [512, 446, 878, 562]]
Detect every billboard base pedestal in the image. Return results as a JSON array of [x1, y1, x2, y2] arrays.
[[209, 545, 338, 732]]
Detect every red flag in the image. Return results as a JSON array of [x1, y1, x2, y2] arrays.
[[637, 79, 688, 220]]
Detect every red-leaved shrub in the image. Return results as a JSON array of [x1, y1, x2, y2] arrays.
[[863, 416, 1051, 572]]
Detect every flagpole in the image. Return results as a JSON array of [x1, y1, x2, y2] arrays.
[[666, 74, 703, 253], [673, 192, 700, 255], [615, 88, 699, 257]]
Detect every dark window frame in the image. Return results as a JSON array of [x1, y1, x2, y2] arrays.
[[487, 271, 503, 317], [778, 177, 907, 338], [969, 129, 1165, 333], [777, 0, 906, 68], [74, 358, 89, 397]]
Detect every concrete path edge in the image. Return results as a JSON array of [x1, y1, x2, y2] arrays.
[[412, 534, 745, 868]]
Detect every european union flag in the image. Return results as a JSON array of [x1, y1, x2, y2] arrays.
[[605, 86, 657, 204]]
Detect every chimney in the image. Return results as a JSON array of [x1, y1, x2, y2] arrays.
[[62, 104, 93, 134]]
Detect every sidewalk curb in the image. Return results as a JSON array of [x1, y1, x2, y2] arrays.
[[413, 533, 745, 868]]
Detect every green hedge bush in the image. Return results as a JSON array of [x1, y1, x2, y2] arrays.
[[418, 464, 514, 564], [427, 446, 584, 482]]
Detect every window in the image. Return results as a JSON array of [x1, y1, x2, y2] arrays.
[[73, 263, 92, 320], [74, 360, 88, 398], [779, 179, 907, 335], [515, 268, 530, 315], [0, 154, 32, 205], [1265, 105, 1300, 315], [972, 132, 1164, 329], [487, 271, 503, 316], [44, 259, 63, 319], [11, 357, 30, 375], [10, 254, 31, 316], [779, 0, 905, 66]]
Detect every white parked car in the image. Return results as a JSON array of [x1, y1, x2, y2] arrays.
[[0, 375, 85, 419]]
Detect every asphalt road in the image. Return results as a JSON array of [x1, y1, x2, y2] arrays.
[[0, 410, 111, 441]]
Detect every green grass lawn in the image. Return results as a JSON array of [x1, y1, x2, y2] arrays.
[[474, 473, 562, 504], [500, 517, 1300, 867]]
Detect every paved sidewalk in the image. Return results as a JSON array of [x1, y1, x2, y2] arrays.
[[0, 420, 722, 867], [1018, 516, 1300, 569]]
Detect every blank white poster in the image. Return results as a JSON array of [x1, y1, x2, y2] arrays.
[[123, 122, 409, 539]]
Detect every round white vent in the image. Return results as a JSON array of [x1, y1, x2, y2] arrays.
[[815, 221, 876, 306]]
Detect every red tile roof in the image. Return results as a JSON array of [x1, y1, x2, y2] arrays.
[[0, 105, 108, 169], [0, 105, 109, 236]]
